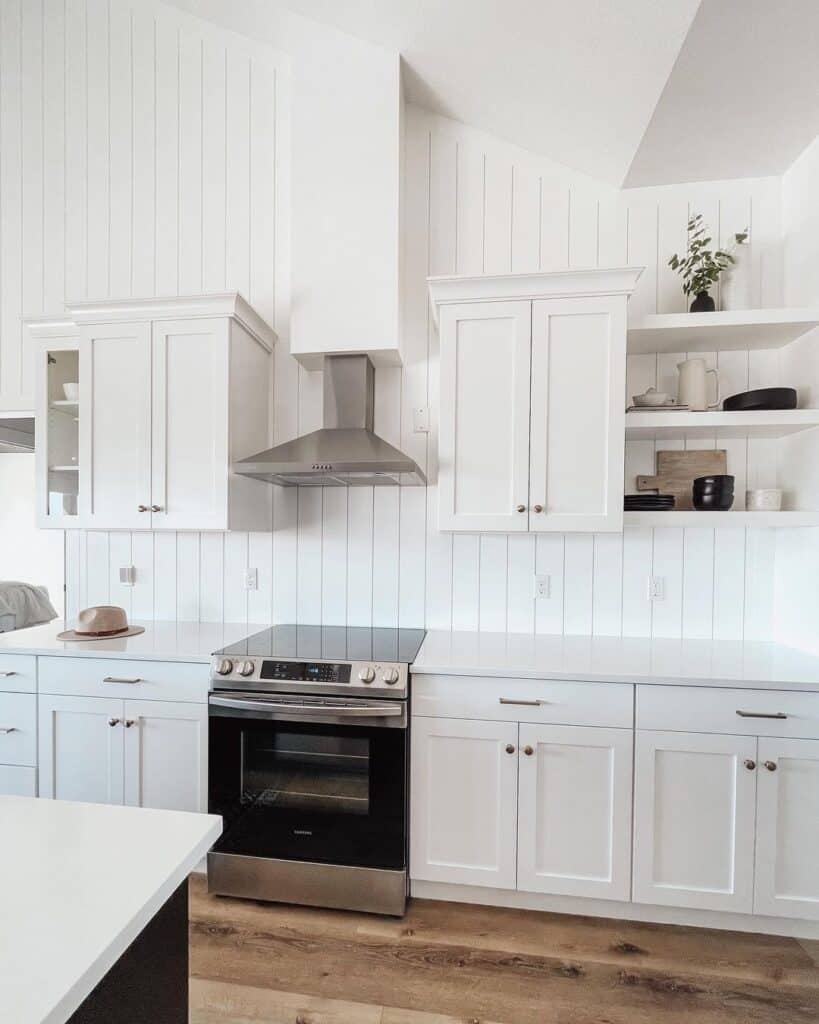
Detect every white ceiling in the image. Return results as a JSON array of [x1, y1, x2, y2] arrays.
[[269, 0, 700, 186], [624, 0, 819, 187]]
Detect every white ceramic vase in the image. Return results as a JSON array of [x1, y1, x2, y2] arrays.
[[720, 243, 751, 310]]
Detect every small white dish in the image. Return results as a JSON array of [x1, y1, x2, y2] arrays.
[[632, 387, 672, 408], [746, 488, 782, 512], [63, 382, 79, 402]]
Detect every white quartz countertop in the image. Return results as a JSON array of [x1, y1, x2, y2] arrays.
[[0, 619, 266, 662], [0, 797, 221, 1024], [412, 630, 819, 692]]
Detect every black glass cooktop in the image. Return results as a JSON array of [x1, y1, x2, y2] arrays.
[[215, 624, 426, 665]]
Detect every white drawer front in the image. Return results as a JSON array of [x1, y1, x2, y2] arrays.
[[0, 655, 36, 693], [0, 764, 36, 796], [637, 684, 819, 740], [38, 657, 209, 703], [0, 692, 37, 765], [412, 675, 633, 728]]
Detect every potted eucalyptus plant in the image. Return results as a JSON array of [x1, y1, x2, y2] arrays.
[[668, 214, 742, 312]]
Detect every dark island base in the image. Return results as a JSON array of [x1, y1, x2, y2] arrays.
[[68, 881, 188, 1024]]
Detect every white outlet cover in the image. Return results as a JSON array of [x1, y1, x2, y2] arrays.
[[412, 406, 430, 433], [244, 568, 258, 591], [534, 574, 551, 599], [647, 576, 665, 600]]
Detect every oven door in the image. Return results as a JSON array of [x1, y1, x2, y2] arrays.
[[208, 693, 407, 871]]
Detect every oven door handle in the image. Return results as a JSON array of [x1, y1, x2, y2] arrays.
[[209, 695, 404, 719]]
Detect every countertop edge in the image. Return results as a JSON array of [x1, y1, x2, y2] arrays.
[[43, 816, 221, 1024]]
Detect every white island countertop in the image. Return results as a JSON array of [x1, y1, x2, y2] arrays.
[[0, 619, 266, 663], [412, 631, 819, 692], [0, 797, 221, 1024]]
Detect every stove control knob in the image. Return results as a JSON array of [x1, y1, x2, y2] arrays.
[[237, 660, 255, 677], [216, 658, 234, 676], [358, 666, 376, 684], [382, 667, 400, 685]]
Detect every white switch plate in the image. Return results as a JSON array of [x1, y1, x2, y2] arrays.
[[118, 566, 136, 587], [647, 576, 664, 600], [244, 568, 258, 591], [534, 574, 550, 599], [412, 406, 430, 433]]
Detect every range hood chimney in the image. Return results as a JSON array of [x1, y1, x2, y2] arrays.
[[233, 355, 425, 487]]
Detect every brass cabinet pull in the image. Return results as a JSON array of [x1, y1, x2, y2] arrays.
[[764, 760, 778, 772], [736, 710, 787, 720], [138, 505, 149, 512], [744, 759, 756, 771], [515, 504, 526, 513], [499, 698, 548, 707], [523, 745, 534, 756], [108, 717, 121, 727], [151, 505, 162, 512], [124, 719, 137, 728], [0, 726, 19, 734], [0, 671, 17, 677], [532, 504, 543, 513], [505, 743, 515, 754], [103, 676, 142, 684]]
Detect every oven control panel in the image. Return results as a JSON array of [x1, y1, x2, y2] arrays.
[[211, 657, 408, 696]]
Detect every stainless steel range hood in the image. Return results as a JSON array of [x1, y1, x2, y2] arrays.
[[234, 355, 425, 487]]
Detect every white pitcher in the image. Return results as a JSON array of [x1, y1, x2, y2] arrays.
[[677, 358, 720, 411]]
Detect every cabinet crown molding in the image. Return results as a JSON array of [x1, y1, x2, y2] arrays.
[[50, 293, 278, 353], [427, 267, 644, 326]]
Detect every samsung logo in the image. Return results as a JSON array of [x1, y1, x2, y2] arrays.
[[293, 829, 313, 837]]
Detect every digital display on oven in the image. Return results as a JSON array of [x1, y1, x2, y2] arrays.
[[259, 660, 352, 684]]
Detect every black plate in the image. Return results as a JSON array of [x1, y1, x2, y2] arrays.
[[723, 387, 797, 411]]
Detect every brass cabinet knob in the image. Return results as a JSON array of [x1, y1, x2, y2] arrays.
[[744, 759, 756, 771], [124, 719, 137, 728], [505, 744, 515, 754], [137, 505, 148, 512], [108, 717, 120, 727], [764, 760, 777, 772], [515, 505, 526, 513], [523, 745, 534, 756], [151, 505, 162, 512], [532, 505, 543, 513]]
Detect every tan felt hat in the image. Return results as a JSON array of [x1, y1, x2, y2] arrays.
[[57, 605, 145, 641]]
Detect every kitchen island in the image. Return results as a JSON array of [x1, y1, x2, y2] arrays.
[[0, 797, 221, 1023]]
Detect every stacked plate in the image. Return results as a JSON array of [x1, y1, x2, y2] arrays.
[[624, 494, 675, 511]]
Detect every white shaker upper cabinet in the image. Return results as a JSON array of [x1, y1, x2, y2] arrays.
[[438, 301, 532, 532], [754, 737, 819, 921], [529, 296, 627, 532], [429, 269, 641, 534]]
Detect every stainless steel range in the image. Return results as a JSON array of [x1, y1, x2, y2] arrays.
[[207, 624, 425, 917]]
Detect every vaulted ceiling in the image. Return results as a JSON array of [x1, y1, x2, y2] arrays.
[[166, 0, 819, 187]]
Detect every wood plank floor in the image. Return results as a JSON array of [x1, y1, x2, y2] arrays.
[[189, 876, 819, 1024]]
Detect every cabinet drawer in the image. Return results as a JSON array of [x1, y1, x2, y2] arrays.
[[412, 675, 633, 728], [0, 655, 36, 693], [637, 684, 819, 739], [0, 764, 36, 796], [0, 692, 37, 765], [38, 657, 209, 703]]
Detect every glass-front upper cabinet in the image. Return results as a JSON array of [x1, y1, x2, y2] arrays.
[[29, 320, 83, 527]]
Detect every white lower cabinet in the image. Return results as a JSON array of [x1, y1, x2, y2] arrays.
[[39, 695, 125, 805], [39, 693, 207, 813], [411, 717, 518, 888], [753, 737, 819, 921], [0, 765, 37, 796], [123, 700, 208, 813], [517, 724, 633, 901], [633, 730, 758, 914]]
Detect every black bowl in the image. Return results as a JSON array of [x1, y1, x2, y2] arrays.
[[693, 491, 735, 511], [723, 387, 797, 411], [693, 474, 734, 495]]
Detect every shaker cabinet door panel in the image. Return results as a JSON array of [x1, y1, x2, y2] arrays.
[[633, 730, 757, 913], [123, 700, 208, 813], [38, 695, 124, 806], [529, 297, 626, 532], [754, 737, 819, 920], [517, 724, 633, 901], [80, 322, 152, 529], [151, 319, 230, 530], [438, 302, 532, 532], [411, 717, 519, 888]]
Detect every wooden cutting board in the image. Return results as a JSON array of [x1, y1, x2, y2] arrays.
[[636, 449, 728, 510]]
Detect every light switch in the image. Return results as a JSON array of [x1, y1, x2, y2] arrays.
[[119, 566, 136, 587]]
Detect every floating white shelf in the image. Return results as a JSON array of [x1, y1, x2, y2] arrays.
[[624, 510, 819, 528], [624, 408, 819, 440], [627, 308, 819, 354], [50, 400, 79, 415], [49, 465, 79, 472]]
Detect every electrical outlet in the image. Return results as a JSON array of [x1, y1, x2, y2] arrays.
[[534, 574, 551, 599], [118, 566, 136, 587], [244, 568, 258, 591], [412, 406, 430, 433], [647, 576, 665, 601]]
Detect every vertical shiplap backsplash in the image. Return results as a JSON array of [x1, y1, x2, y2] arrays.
[[5, 1, 781, 638]]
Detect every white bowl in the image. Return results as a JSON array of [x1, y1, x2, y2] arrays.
[[62, 383, 79, 402], [632, 388, 671, 407], [746, 488, 782, 512]]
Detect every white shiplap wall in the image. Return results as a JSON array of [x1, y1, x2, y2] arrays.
[[2, 2, 782, 641]]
